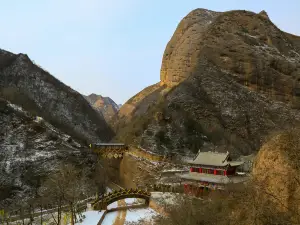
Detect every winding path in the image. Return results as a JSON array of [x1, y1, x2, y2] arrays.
[[112, 199, 127, 225]]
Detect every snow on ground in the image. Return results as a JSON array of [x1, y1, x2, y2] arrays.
[[8, 103, 24, 112], [161, 169, 188, 172], [127, 151, 163, 166], [75, 211, 105, 225], [76, 198, 158, 225], [151, 192, 180, 205], [101, 211, 118, 225], [125, 208, 158, 224], [107, 201, 118, 210], [124, 198, 136, 205]]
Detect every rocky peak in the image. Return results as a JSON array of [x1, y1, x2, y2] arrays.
[[86, 93, 103, 104], [160, 9, 300, 104], [84, 93, 120, 121], [160, 8, 221, 87], [258, 10, 269, 19], [114, 8, 300, 157]]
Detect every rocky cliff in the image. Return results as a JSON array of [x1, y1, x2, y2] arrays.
[[113, 9, 300, 157], [0, 49, 114, 144], [84, 93, 120, 121], [0, 98, 97, 206], [253, 129, 300, 221]]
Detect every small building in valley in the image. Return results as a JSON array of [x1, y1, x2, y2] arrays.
[[177, 151, 247, 196]]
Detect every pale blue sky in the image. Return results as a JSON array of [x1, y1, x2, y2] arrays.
[[0, 0, 299, 104]]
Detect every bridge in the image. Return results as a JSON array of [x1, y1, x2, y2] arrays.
[[92, 188, 151, 210], [89, 143, 129, 158], [89, 143, 177, 162]]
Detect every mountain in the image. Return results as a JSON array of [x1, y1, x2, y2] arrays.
[[84, 94, 120, 121], [113, 9, 300, 157], [0, 49, 114, 205], [0, 49, 114, 144]]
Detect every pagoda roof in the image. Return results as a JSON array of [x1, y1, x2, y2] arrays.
[[228, 161, 244, 167], [187, 151, 244, 167]]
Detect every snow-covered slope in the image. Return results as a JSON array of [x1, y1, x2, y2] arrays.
[[0, 98, 95, 206]]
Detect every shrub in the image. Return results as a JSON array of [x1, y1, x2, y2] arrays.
[[241, 26, 249, 33], [31, 122, 46, 133], [146, 130, 153, 136], [155, 130, 171, 145], [155, 180, 299, 225]]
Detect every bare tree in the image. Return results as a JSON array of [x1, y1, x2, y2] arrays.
[[39, 164, 81, 225], [84, 161, 108, 197], [39, 162, 107, 225], [155, 179, 300, 225]]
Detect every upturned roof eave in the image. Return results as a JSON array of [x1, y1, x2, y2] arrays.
[[186, 161, 229, 167]]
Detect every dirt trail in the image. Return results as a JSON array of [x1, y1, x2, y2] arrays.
[[149, 200, 168, 217], [112, 199, 127, 225]]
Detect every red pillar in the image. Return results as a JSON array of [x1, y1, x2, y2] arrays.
[[190, 167, 193, 172], [224, 170, 227, 176], [214, 169, 217, 175]]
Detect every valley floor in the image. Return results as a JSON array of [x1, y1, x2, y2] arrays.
[[76, 198, 158, 225]]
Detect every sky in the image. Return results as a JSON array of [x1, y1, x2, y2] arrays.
[[0, 0, 299, 104]]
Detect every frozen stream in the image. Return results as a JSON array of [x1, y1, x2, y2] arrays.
[[75, 199, 157, 225], [75, 187, 158, 225]]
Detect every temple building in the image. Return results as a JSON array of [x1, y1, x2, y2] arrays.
[[177, 151, 247, 196]]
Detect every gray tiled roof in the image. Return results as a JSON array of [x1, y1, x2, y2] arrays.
[[187, 151, 244, 167], [187, 151, 229, 166]]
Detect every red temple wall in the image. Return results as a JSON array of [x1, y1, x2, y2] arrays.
[[190, 166, 238, 176], [190, 167, 228, 176]]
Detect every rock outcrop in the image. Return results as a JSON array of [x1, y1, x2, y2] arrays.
[[114, 9, 300, 157], [84, 93, 120, 121], [160, 9, 221, 86], [253, 129, 300, 219], [0, 49, 114, 143]]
